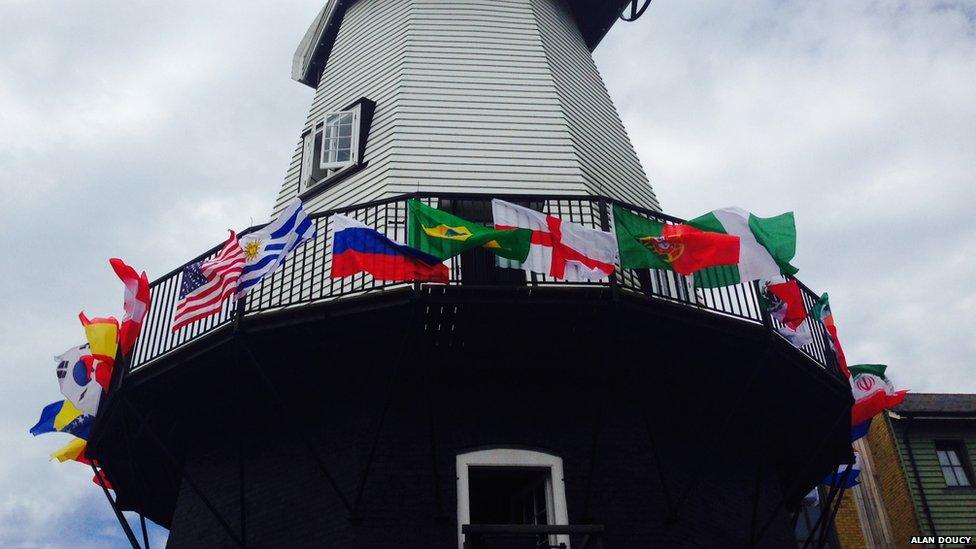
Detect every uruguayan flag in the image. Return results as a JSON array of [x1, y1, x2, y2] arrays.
[[237, 198, 316, 297]]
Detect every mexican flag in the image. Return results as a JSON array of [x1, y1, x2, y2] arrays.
[[612, 205, 740, 275], [686, 207, 799, 288], [407, 199, 530, 262], [850, 364, 908, 425]]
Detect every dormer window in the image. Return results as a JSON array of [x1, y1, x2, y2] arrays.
[[320, 109, 359, 169], [300, 98, 375, 193]]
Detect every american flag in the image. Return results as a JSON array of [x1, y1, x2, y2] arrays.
[[172, 231, 245, 332]]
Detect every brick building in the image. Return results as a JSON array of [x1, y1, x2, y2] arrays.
[[832, 394, 976, 548]]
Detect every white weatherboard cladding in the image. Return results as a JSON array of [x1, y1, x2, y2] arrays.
[[533, 0, 658, 210], [273, 0, 657, 218]]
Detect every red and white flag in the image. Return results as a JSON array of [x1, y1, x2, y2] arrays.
[[109, 258, 150, 356], [491, 199, 617, 281], [172, 231, 245, 332]]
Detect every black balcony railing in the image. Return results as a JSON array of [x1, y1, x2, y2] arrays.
[[461, 524, 605, 549], [128, 192, 839, 379]]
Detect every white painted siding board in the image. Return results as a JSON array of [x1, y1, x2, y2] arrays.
[[274, 0, 656, 219], [532, 0, 658, 210]]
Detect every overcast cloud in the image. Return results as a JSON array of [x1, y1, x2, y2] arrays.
[[1, 1, 973, 546]]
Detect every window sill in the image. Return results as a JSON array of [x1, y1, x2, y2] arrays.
[[299, 161, 368, 202]]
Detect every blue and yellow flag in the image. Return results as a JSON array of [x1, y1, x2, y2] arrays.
[[30, 400, 92, 440]]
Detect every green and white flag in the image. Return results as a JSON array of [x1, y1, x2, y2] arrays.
[[687, 207, 798, 288]]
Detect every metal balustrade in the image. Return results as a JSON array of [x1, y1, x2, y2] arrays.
[[128, 192, 839, 378], [461, 524, 606, 549]]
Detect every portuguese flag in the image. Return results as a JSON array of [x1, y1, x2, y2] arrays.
[[408, 200, 531, 262], [687, 207, 799, 288], [613, 205, 740, 275]]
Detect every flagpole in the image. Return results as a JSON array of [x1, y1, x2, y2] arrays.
[[751, 407, 848, 545], [140, 515, 150, 549], [813, 460, 854, 549], [90, 461, 141, 549], [121, 397, 245, 548], [800, 464, 845, 549]]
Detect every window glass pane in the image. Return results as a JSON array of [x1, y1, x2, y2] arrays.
[[943, 466, 959, 486], [320, 110, 358, 168], [957, 467, 972, 486], [937, 451, 951, 466], [947, 450, 962, 466]]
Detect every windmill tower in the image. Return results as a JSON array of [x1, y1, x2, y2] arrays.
[[277, 0, 658, 217], [89, 2, 853, 547]]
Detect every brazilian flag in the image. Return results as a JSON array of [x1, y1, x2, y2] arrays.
[[407, 199, 530, 262]]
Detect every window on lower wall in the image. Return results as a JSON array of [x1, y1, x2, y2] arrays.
[[299, 98, 375, 194], [456, 449, 569, 549], [935, 441, 973, 487]]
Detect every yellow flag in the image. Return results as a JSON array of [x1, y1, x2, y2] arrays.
[[51, 438, 88, 463]]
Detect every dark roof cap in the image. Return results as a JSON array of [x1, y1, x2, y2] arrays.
[[293, 0, 633, 88], [895, 393, 976, 416]]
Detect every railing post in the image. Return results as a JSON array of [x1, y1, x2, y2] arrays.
[[596, 197, 619, 299], [755, 280, 773, 331]]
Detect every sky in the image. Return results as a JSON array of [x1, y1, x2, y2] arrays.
[[0, 0, 973, 546]]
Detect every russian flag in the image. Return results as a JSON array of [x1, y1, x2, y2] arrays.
[[331, 214, 449, 283]]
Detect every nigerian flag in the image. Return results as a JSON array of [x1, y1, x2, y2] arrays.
[[407, 200, 531, 261], [687, 207, 798, 288]]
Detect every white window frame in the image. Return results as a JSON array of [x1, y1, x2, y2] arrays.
[[456, 448, 569, 549], [300, 102, 363, 189], [319, 104, 361, 170]]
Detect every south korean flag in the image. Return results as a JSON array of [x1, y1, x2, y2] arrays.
[[55, 343, 101, 416]]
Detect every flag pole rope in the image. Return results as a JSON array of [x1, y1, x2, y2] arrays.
[[581, 301, 612, 521], [747, 417, 766, 546], [121, 397, 245, 548], [416, 287, 447, 521], [350, 301, 418, 521], [235, 342, 246, 547], [629, 343, 678, 522], [670, 336, 775, 521], [751, 407, 847, 545], [90, 460, 142, 549], [235, 337, 354, 517]]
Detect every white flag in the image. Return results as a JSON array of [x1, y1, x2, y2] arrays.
[[237, 198, 317, 297], [55, 344, 101, 416]]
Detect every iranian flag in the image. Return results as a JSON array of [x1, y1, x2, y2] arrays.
[[850, 364, 908, 425], [491, 199, 617, 282], [612, 205, 740, 275], [686, 207, 798, 288]]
